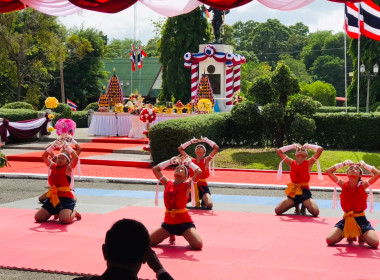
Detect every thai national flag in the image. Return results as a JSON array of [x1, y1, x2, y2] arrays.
[[67, 99, 77, 111], [360, 0, 380, 41], [344, 3, 360, 39], [137, 45, 147, 69], [130, 44, 136, 72]]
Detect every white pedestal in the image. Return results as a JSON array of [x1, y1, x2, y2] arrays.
[[128, 115, 147, 138]]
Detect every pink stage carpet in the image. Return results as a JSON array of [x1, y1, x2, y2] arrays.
[[0, 207, 379, 279]]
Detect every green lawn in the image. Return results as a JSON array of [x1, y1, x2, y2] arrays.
[[215, 148, 380, 174]]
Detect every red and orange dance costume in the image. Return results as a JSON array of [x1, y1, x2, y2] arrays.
[[164, 180, 192, 225], [190, 158, 209, 208], [46, 164, 74, 208], [285, 159, 310, 198], [340, 181, 367, 238]]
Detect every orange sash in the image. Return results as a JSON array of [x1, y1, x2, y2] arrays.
[[342, 211, 365, 238], [46, 185, 71, 207], [165, 208, 187, 218], [285, 183, 309, 198], [194, 179, 207, 207]]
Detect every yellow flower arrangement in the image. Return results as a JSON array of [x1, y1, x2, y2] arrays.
[[47, 126, 55, 132], [48, 114, 55, 119], [197, 99, 212, 113], [115, 103, 124, 113], [45, 97, 59, 109]]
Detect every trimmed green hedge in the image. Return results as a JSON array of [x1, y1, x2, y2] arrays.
[[0, 109, 39, 121], [72, 111, 89, 128], [1, 102, 35, 110], [312, 113, 380, 150], [317, 106, 358, 113], [149, 113, 230, 164]]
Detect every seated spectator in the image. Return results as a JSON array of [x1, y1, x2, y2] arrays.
[[73, 219, 174, 280]]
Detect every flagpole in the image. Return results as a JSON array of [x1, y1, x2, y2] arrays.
[[357, 3, 361, 113], [344, 33, 348, 113], [132, 3, 137, 94]]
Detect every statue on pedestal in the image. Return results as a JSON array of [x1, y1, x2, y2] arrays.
[[208, 7, 230, 44]]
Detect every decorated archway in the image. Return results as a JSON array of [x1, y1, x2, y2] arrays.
[[184, 44, 246, 111]]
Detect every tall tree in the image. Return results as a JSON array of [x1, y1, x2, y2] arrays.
[[48, 27, 108, 108], [0, 9, 61, 104], [159, 7, 210, 103], [271, 63, 300, 146], [251, 19, 290, 66]]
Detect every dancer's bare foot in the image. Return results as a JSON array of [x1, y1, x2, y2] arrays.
[[359, 235, 365, 245], [75, 211, 82, 220], [294, 204, 301, 214], [300, 205, 306, 215], [169, 235, 175, 244]]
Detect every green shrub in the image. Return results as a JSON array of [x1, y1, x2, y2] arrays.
[[289, 114, 316, 143], [0, 109, 39, 121], [54, 103, 72, 119], [288, 94, 319, 117], [149, 113, 230, 164], [370, 102, 380, 112], [312, 113, 380, 150], [2, 102, 35, 110], [230, 101, 263, 146], [71, 111, 89, 128], [84, 102, 99, 111]]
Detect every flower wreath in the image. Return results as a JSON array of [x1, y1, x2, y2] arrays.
[[45, 97, 59, 109], [197, 99, 212, 112], [140, 108, 157, 123], [55, 119, 77, 136]]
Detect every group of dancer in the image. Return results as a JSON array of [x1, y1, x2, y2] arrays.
[[34, 129, 379, 249], [151, 140, 379, 249]]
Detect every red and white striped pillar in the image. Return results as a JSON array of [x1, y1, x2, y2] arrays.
[[225, 67, 234, 108], [233, 65, 241, 97], [191, 64, 198, 102]]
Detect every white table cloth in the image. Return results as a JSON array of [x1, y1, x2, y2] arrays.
[[88, 112, 193, 138], [88, 112, 131, 136]]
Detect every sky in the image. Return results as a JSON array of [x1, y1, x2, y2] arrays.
[[58, 0, 347, 45]]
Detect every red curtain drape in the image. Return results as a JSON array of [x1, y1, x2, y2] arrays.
[[0, 115, 49, 143], [68, 0, 137, 13], [0, 0, 25, 13], [198, 0, 253, 10]]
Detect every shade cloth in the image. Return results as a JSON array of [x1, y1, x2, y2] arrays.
[[0, 114, 49, 142], [0, 0, 367, 16]]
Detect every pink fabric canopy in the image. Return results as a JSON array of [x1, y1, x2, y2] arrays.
[[0, 0, 366, 16]]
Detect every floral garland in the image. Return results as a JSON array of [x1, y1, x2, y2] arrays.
[[197, 99, 213, 113], [140, 107, 157, 123], [45, 97, 59, 109], [55, 119, 77, 136]]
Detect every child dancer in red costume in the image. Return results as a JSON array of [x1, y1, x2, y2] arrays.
[[34, 141, 81, 224], [178, 137, 219, 209], [325, 160, 380, 248], [150, 156, 203, 250], [276, 143, 323, 217]]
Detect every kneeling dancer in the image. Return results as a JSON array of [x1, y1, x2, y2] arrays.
[[325, 160, 380, 248], [275, 143, 323, 217], [34, 141, 81, 224], [150, 156, 203, 250]]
